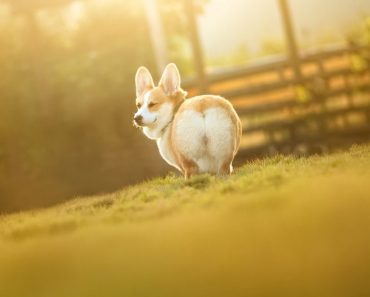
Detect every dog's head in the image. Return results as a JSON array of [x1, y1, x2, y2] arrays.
[[133, 63, 187, 132]]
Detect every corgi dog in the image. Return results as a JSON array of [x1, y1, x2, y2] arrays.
[[134, 63, 242, 179]]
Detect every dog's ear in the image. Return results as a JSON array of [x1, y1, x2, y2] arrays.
[[159, 63, 181, 96], [135, 66, 154, 97]]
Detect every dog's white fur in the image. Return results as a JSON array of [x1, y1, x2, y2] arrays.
[[134, 63, 242, 179]]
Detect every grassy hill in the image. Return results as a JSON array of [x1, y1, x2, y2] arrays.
[[1, 144, 370, 297]]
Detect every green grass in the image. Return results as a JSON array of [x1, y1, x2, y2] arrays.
[[1, 145, 370, 297]]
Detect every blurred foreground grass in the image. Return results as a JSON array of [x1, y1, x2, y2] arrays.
[[1, 145, 370, 297]]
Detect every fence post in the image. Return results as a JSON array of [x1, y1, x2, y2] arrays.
[[183, 0, 208, 93], [277, 0, 305, 152], [277, 0, 302, 81]]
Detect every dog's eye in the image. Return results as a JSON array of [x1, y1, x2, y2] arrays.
[[136, 103, 142, 109], [148, 102, 157, 108]]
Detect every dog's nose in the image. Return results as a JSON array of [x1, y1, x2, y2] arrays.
[[134, 114, 143, 125]]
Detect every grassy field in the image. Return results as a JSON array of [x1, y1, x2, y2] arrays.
[[1, 145, 370, 297]]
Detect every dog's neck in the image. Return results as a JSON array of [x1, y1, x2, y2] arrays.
[[143, 99, 184, 140], [160, 98, 184, 135]]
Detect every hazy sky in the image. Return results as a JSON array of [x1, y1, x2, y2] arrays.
[[198, 0, 370, 57]]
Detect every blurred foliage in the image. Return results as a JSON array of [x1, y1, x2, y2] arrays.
[[157, 0, 209, 76], [294, 85, 311, 103], [347, 16, 370, 46], [259, 37, 286, 57], [206, 44, 250, 69], [347, 17, 370, 72], [350, 53, 368, 72], [0, 0, 210, 212]]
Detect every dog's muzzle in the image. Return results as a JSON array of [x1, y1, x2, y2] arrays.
[[133, 114, 143, 126]]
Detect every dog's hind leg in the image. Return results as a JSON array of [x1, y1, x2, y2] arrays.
[[218, 157, 233, 176], [179, 156, 199, 179]]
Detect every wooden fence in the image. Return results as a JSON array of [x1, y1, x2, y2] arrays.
[[183, 44, 370, 162]]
